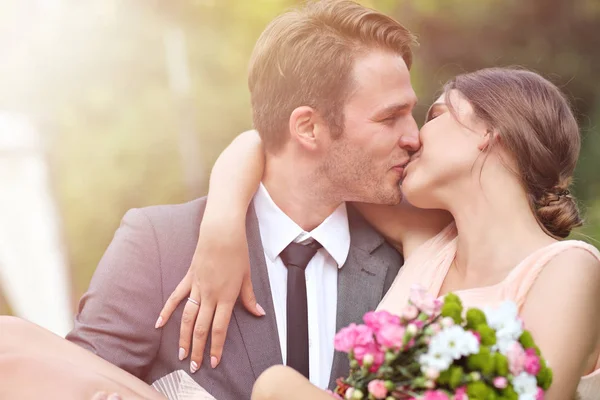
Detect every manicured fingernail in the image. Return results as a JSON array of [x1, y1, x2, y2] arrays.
[[256, 303, 266, 316], [211, 356, 218, 369], [155, 316, 163, 329], [179, 347, 186, 361], [190, 361, 199, 373]]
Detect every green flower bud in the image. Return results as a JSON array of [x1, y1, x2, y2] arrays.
[[441, 302, 463, 324], [467, 346, 491, 372], [537, 365, 553, 390], [476, 324, 497, 347], [448, 365, 464, 389], [384, 351, 396, 363], [384, 381, 395, 392], [467, 381, 491, 399], [444, 293, 463, 307], [438, 369, 451, 385], [350, 360, 359, 369], [501, 386, 518, 400], [493, 353, 509, 376], [466, 309, 487, 329], [470, 371, 482, 382], [518, 330, 535, 350], [351, 389, 364, 399], [412, 377, 427, 388]]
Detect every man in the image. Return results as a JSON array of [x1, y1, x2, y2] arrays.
[[67, 1, 420, 398]]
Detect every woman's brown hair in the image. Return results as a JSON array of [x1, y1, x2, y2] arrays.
[[445, 67, 583, 238]]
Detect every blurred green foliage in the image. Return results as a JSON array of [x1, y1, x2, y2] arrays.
[[0, 0, 598, 309]]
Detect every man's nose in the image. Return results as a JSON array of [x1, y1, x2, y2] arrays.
[[399, 118, 421, 152]]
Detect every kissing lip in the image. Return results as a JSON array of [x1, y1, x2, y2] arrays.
[[402, 156, 419, 178], [391, 159, 410, 174]]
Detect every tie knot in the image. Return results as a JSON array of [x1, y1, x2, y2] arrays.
[[280, 241, 322, 271]]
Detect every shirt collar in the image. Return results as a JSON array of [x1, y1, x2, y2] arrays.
[[252, 183, 350, 268]]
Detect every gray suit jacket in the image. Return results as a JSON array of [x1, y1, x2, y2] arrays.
[[67, 197, 402, 399]]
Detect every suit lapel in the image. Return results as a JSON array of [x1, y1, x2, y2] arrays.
[[328, 207, 395, 389], [232, 203, 283, 380]]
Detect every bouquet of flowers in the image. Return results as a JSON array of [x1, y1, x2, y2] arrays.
[[331, 285, 552, 400]]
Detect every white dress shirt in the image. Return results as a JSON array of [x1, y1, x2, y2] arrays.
[[253, 183, 351, 389]]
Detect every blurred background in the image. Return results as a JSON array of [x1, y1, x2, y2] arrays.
[[1, 0, 599, 336]]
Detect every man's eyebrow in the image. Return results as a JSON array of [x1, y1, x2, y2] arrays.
[[376, 99, 418, 116]]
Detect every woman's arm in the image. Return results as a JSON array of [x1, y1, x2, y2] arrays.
[[351, 198, 453, 258], [520, 248, 600, 399], [252, 365, 332, 400], [156, 130, 266, 371], [0, 316, 164, 400]]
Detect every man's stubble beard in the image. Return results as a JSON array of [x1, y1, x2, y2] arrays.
[[320, 139, 402, 205]]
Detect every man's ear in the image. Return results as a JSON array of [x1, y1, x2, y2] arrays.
[[289, 106, 326, 150]]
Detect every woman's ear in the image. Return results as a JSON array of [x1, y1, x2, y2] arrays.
[[478, 129, 499, 151]]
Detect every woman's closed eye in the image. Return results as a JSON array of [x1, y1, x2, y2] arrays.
[[427, 112, 442, 121]]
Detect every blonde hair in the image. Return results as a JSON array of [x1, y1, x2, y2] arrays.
[[248, 0, 417, 152]]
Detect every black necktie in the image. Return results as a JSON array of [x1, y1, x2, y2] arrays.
[[279, 240, 322, 379]]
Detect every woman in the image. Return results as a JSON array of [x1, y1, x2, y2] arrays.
[[158, 67, 600, 400]]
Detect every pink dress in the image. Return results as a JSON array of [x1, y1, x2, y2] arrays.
[[377, 223, 600, 399]]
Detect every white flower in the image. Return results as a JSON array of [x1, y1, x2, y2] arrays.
[[484, 301, 523, 352], [512, 372, 538, 400], [430, 326, 480, 360], [419, 349, 453, 372], [420, 326, 479, 371]]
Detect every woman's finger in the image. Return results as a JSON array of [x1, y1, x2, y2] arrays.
[[177, 292, 201, 361], [155, 273, 192, 329], [189, 299, 217, 373], [208, 302, 236, 368]]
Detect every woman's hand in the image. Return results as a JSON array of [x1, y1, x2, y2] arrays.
[[156, 129, 266, 372], [155, 216, 264, 372]]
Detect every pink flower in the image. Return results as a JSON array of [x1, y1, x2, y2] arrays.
[[367, 380, 388, 399], [524, 348, 541, 375], [493, 377, 508, 389], [536, 387, 545, 400], [363, 311, 400, 333], [429, 323, 442, 334], [471, 331, 481, 343], [334, 324, 374, 353], [506, 341, 526, 376], [453, 386, 468, 400], [354, 343, 384, 371], [376, 324, 405, 350], [423, 390, 450, 400], [402, 304, 419, 320], [409, 285, 442, 316]]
